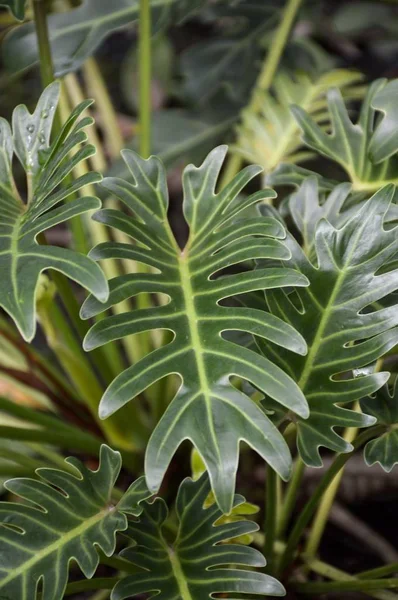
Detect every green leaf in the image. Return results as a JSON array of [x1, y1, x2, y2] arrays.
[[111, 473, 285, 599], [82, 146, 309, 513], [258, 180, 398, 466], [0, 445, 152, 600], [368, 79, 398, 163], [180, 1, 278, 105], [362, 383, 398, 472], [3, 0, 210, 76], [291, 78, 398, 192], [0, 82, 108, 341], [235, 69, 364, 173], [106, 109, 235, 181], [0, 0, 25, 20]]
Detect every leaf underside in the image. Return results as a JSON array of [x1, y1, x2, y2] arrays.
[[257, 179, 398, 466], [112, 473, 285, 600], [82, 145, 310, 513], [0, 82, 108, 341], [0, 445, 151, 600]]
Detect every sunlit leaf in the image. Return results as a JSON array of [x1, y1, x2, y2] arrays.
[[362, 382, 398, 472]]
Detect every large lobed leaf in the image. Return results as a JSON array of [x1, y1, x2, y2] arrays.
[[290, 78, 398, 193], [258, 179, 398, 466], [112, 473, 285, 599], [0, 445, 151, 600], [235, 69, 363, 174], [3, 0, 211, 76], [82, 145, 309, 513], [0, 82, 108, 341]]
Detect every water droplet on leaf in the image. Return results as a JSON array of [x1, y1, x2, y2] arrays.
[[41, 109, 49, 119], [27, 124, 34, 133]]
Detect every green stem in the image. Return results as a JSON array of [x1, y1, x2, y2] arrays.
[[98, 552, 143, 574], [277, 425, 386, 576], [304, 404, 360, 559], [358, 564, 398, 580], [221, 0, 303, 184], [139, 0, 151, 158], [293, 578, 398, 594], [0, 448, 43, 471], [277, 457, 305, 539], [58, 578, 120, 597], [264, 465, 277, 574], [0, 425, 102, 454]]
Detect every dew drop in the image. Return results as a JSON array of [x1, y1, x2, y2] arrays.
[[39, 132, 46, 144], [27, 124, 34, 133], [41, 109, 49, 119]]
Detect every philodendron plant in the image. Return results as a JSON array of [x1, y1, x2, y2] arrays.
[[1, 0, 398, 599]]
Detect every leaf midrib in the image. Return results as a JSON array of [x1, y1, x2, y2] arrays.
[[178, 254, 221, 463], [0, 507, 112, 589], [167, 546, 194, 600]]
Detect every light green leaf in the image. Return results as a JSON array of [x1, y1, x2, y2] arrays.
[[0, 0, 25, 20], [3, 0, 210, 76], [82, 146, 309, 513], [0, 82, 108, 341], [235, 69, 364, 174], [0, 445, 152, 600], [369, 79, 398, 163], [257, 181, 398, 466], [362, 383, 398, 472], [111, 473, 285, 599], [291, 78, 398, 192]]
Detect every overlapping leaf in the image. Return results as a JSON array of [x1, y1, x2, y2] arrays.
[[362, 383, 398, 472], [0, 0, 25, 20], [257, 180, 398, 466], [0, 82, 108, 341], [3, 0, 211, 76], [82, 145, 309, 513], [0, 445, 151, 600], [112, 473, 285, 600], [291, 78, 398, 193], [235, 69, 363, 174]]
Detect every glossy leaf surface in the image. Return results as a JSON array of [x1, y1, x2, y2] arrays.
[[362, 383, 398, 472], [0, 82, 108, 341], [82, 146, 309, 513], [258, 180, 398, 466], [112, 473, 285, 599], [292, 78, 398, 192], [0, 445, 151, 600]]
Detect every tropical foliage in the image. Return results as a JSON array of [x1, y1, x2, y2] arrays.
[[1, 0, 398, 599]]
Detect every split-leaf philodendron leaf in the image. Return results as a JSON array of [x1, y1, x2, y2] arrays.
[[112, 473, 285, 599], [362, 383, 398, 472], [258, 179, 398, 466], [0, 82, 108, 341], [291, 78, 398, 193], [235, 69, 363, 174], [0, 445, 152, 600], [82, 145, 310, 513]]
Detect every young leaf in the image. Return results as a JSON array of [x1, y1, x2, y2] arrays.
[[258, 181, 398, 466], [362, 383, 398, 472], [82, 145, 309, 513], [0, 82, 108, 341], [235, 69, 364, 174], [0, 445, 152, 600], [0, 0, 25, 20], [112, 473, 285, 599], [291, 78, 398, 192]]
